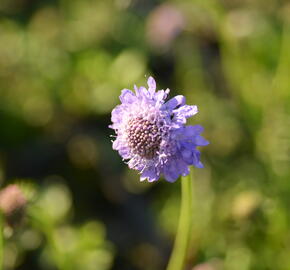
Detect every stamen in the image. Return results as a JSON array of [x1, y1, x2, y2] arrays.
[[125, 116, 163, 159]]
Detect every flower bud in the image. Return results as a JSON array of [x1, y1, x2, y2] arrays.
[[0, 184, 27, 227]]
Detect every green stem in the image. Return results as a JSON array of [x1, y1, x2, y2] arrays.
[[166, 170, 193, 270]]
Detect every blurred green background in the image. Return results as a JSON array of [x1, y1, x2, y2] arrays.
[[0, 0, 290, 269]]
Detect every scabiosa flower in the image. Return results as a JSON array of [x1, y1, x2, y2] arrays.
[[110, 77, 209, 182]]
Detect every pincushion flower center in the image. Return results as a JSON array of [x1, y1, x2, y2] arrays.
[[126, 116, 162, 159]]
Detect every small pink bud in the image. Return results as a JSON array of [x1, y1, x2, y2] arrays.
[[0, 184, 27, 227]]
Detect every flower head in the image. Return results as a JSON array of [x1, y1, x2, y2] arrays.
[[110, 77, 209, 182]]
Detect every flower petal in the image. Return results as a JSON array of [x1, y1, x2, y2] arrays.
[[164, 95, 186, 110], [181, 148, 193, 164], [184, 125, 204, 136], [174, 105, 198, 118], [163, 159, 180, 182], [111, 105, 124, 124], [135, 86, 149, 99], [172, 105, 198, 125], [147, 76, 156, 96], [119, 89, 136, 104], [154, 90, 168, 106], [118, 147, 131, 159], [141, 167, 159, 182], [193, 135, 209, 146], [112, 139, 120, 150], [176, 158, 190, 176], [192, 151, 204, 168]]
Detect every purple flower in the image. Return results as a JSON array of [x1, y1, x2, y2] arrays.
[[110, 77, 209, 182]]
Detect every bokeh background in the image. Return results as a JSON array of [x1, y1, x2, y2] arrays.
[[0, 0, 290, 269]]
